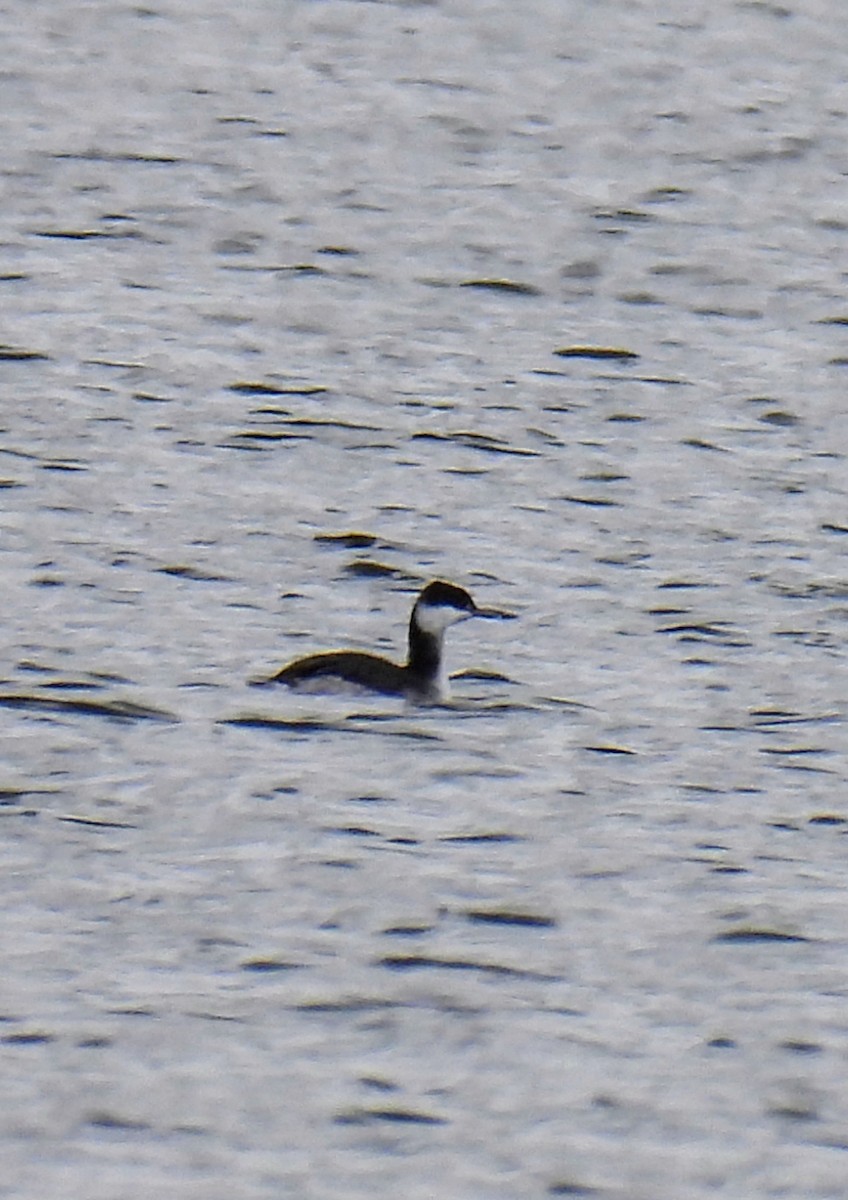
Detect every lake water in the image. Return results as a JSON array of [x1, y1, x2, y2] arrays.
[[3, 1, 848, 1197]]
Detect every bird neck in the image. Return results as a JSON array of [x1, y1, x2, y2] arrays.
[[406, 613, 443, 682]]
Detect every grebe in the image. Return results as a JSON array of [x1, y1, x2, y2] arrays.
[[256, 579, 510, 702]]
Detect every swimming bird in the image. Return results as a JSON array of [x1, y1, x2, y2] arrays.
[[257, 579, 510, 703]]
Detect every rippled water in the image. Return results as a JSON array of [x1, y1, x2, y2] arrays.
[[3, 1, 848, 1197]]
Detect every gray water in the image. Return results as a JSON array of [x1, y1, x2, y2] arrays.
[[3, 1, 848, 1196]]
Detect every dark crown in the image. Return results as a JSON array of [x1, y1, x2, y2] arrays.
[[417, 580, 476, 611]]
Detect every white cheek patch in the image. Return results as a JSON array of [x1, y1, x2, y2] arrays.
[[415, 602, 471, 636]]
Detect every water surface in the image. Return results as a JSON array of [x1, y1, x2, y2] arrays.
[[2, 2, 848, 1197]]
